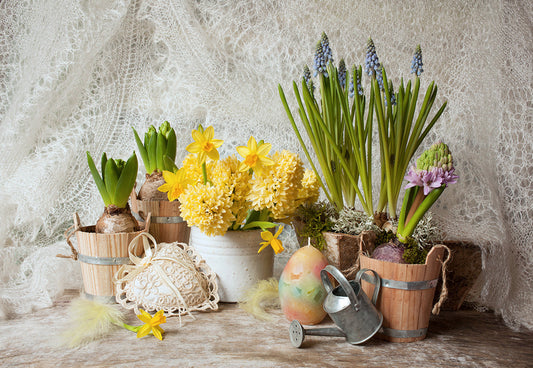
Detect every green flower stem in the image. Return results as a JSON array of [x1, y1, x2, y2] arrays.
[[303, 78, 369, 214], [374, 78, 396, 217], [396, 186, 418, 235], [279, 83, 334, 206], [398, 186, 444, 242], [201, 163, 208, 185], [121, 323, 141, 333]]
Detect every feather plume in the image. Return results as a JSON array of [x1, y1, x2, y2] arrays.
[[62, 298, 125, 348], [238, 278, 280, 321]]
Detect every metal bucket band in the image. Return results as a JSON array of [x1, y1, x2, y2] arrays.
[[361, 273, 438, 290], [77, 253, 131, 266], [381, 327, 428, 339], [150, 215, 184, 224], [83, 292, 117, 304]]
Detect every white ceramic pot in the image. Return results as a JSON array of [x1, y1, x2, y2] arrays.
[[189, 226, 274, 302]]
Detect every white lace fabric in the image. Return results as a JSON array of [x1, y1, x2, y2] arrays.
[[0, 1, 531, 330]]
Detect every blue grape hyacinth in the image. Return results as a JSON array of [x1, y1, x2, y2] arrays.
[[303, 65, 315, 95], [313, 32, 334, 77], [411, 45, 423, 76], [338, 59, 347, 89], [349, 66, 363, 98], [365, 38, 384, 90]]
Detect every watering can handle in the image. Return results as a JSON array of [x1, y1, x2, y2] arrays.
[[355, 268, 381, 305], [321, 265, 360, 309]]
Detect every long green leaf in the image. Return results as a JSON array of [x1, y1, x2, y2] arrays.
[[132, 127, 149, 173], [87, 151, 111, 206], [156, 131, 167, 171], [113, 152, 138, 208], [147, 131, 157, 174], [104, 158, 119, 204], [165, 128, 177, 161]]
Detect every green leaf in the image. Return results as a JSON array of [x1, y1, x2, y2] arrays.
[[100, 152, 107, 182], [165, 128, 177, 161], [132, 127, 150, 173], [87, 151, 111, 206], [242, 221, 276, 231], [113, 152, 138, 208], [163, 155, 179, 173], [104, 158, 119, 204], [156, 131, 167, 171], [147, 131, 157, 174]]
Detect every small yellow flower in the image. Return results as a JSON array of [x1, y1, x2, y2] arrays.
[[236, 136, 274, 176], [258, 225, 284, 254], [136, 309, 166, 340], [158, 169, 194, 202], [186, 126, 224, 165]]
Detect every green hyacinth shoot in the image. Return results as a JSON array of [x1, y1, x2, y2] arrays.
[[133, 121, 177, 175], [87, 151, 138, 208]]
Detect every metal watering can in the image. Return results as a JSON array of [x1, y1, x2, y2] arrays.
[[289, 265, 382, 347]]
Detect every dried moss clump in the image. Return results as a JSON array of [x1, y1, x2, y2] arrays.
[[294, 201, 335, 250], [332, 207, 381, 236]]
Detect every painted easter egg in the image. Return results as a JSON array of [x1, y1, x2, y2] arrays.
[[279, 245, 329, 325]]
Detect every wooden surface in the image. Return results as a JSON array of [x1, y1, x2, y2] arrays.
[[1, 289, 532, 367]]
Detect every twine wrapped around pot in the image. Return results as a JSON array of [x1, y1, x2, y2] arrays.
[[114, 232, 219, 323]]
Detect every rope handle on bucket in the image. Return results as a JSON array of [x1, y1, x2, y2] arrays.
[[431, 244, 452, 315], [57, 213, 82, 260]]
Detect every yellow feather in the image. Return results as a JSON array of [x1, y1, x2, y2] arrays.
[[238, 278, 280, 321], [62, 298, 124, 348]]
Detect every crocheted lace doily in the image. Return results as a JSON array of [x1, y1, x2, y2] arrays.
[[114, 233, 219, 318]]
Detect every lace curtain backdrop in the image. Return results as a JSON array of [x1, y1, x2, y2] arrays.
[[0, 1, 531, 329]]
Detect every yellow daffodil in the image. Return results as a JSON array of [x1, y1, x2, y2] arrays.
[[258, 225, 284, 254], [186, 126, 224, 165], [158, 168, 194, 201], [236, 136, 274, 176], [136, 309, 166, 340]]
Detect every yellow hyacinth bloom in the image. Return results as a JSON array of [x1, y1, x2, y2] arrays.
[[136, 309, 166, 340], [236, 136, 274, 176], [258, 225, 284, 254], [158, 168, 194, 202], [186, 126, 224, 164]]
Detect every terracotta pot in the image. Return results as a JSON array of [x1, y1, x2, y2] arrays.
[[359, 233, 448, 342]]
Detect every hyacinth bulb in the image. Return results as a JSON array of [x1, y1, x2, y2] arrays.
[[371, 242, 406, 264]]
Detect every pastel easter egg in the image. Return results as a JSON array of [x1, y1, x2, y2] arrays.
[[278, 245, 329, 325]]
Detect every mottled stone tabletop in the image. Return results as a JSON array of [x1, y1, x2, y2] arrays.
[[1, 290, 532, 368]]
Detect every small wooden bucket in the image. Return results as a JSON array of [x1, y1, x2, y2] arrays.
[[64, 213, 150, 303], [130, 191, 190, 244], [359, 235, 449, 343]]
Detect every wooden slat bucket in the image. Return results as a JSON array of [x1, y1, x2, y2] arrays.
[[69, 213, 150, 303], [359, 237, 448, 343], [130, 191, 190, 244]]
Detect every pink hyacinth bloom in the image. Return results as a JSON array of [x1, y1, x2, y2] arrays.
[[441, 167, 459, 185], [404, 166, 447, 195], [421, 169, 443, 195], [404, 166, 423, 189]]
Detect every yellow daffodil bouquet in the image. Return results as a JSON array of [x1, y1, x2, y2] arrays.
[[158, 125, 319, 254]]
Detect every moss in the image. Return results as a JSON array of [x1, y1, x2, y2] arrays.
[[295, 201, 334, 250], [401, 236, 429, 264]]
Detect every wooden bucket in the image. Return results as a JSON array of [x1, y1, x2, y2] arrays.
[[130, 191, 190, 244], [359, 236, 448, 343], [66, 213, 150, 303]]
